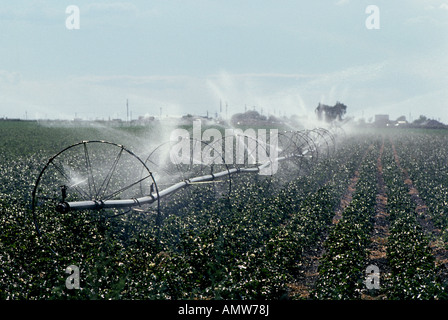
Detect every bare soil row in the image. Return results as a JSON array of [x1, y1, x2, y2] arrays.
[[390, 138, 448, 284]]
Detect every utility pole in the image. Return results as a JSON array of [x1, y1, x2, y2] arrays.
[[126, 99, 129, 123]]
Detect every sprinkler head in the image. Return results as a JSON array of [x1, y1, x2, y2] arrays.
[[56, 202, 70, 214]]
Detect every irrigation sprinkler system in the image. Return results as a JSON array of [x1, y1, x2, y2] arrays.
[[31, 127, 340, 253]]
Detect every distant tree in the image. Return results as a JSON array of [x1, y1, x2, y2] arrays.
[[231, 110, 267, 125], [396, 115, 406, 122], [268, 115, 280, 123], [413, 115, 427, 125], [315, 101, 347, 122]]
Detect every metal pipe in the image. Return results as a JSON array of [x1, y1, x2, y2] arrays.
[[55, 143, 318, 213]]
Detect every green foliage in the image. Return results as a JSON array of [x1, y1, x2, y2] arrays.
[[313, 143, 377, 299], [2, 121, 448, 300], [381, 139, 446, 299]]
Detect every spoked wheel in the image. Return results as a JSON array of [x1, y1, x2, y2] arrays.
[[308, 128, 335, 158], [31, 140, 158, 255], [331, 125, 346, 141], [144, 137, 232, 223], [277, 130, 318, 177], [220, 131, 278, 200]]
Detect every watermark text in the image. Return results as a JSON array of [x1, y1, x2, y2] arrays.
[[170, 120, 279, 175]]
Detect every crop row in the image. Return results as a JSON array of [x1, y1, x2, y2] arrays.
[[392, 132, 448, 236], [4, 123, 448, 300], [381, 138, 445, 299], [310, 132, 448, 300], [312, 139, 379, 299], [134, 136, 364, 299], [0, 123, 367, 299]]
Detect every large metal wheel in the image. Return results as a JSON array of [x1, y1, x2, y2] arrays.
[[277, 130, 318, 175], [144, 137, 232, 219], [31, 140, 158, 255], [308, 128, 335, 158]]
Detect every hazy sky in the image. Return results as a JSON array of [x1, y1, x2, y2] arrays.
[[1, 0, 447, 122]]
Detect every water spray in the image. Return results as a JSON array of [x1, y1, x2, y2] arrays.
[[31, 127, 342, 253]]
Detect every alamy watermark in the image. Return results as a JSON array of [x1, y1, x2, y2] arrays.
[[365, 264, 380, 289], [64, 4, 379, 31], [65, 265, 80, 290], [365, 5, 380, 30], [65, 5, 80, 30], [169, 120, 279, 175]]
